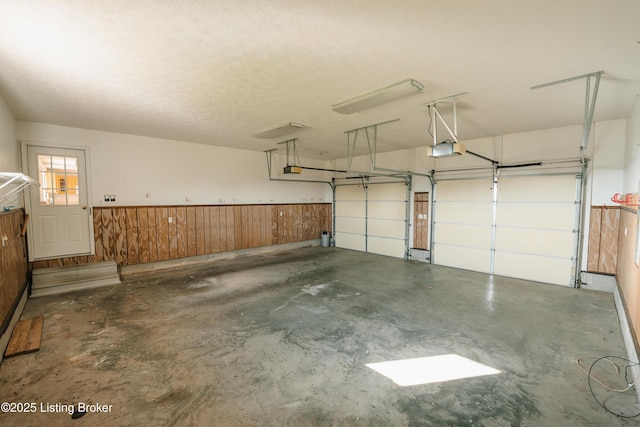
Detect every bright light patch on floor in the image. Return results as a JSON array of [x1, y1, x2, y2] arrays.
[[366, 354, 500, 386]]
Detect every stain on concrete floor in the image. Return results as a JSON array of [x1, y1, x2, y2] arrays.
[[0, 247, 638, 426]]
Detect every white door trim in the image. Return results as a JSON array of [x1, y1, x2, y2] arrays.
[[21, 140, 95, 261]]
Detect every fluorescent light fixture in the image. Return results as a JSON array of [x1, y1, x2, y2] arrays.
[[332, 78, 424, 114], [253, 122, 305, 139], [366, 354, 500, 386], [428, 142, 466, 158]]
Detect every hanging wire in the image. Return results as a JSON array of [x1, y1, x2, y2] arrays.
[[577, 355, 640, 418]]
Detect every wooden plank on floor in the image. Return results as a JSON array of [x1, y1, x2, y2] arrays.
[[4, 316, 44, 358], [25, 316, 44, 353], [4, 319, 30, 357]]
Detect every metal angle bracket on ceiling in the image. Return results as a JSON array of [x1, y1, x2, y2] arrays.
[[343, 118, 400, 173], [422, 92, 468, 147], [277, 138, 302, 174], [263, 147, 334, 187], [530, 70, 603, 150]]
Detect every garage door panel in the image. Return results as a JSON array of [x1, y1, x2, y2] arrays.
[[497, 203, 575, 229], [495, 228, 574, 257], [335, 217, 365, 234], [499, 175, 577, 201], [434, 174, 578, 286], [494, 252, 573, 286], [433, 179, 493, 271], [368, 183, 406, 201], [368, 237, 405, 258], [334, 183, 407, 258], [334, 233, 365, 251], [369, 219, 405, 238], [435, 203, 493, 225], [435, 223, 492, 249], [494, 175, 577, 286], [335, 201, 365, 218], [434, 245, 491, 273], [336, 186, 366, 201], [368, 201, 406, 219], [437, 180, 494, 201]]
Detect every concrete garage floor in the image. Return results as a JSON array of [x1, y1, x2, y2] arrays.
[[0, 247, 638, 426]]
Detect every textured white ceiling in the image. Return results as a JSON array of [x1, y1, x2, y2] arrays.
[[0, 0, 639, 160]]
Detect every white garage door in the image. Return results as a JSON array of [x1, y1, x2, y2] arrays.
[[334, 185, 366, 252], [334, 182, 407, 258], [494, 174, 578, 286], [432, 179, 494, 272]]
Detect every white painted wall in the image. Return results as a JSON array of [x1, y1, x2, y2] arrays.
[[501, 125, 583, 164], [624, 97, 640, 194], [0, 94, 18, 172], [578, 119, 626, 273], [589, 120, 625, 205], [17, 122, 332, 206], [624, 97, 640, 272], [0, 94, 22, 209]]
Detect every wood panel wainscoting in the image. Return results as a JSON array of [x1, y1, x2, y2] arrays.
[[413, 192, 429, 250], [617, 206, 640, 352], [587, 205, 620, 274], [0, 209, 29, 338], [32, 203, 332, 269]]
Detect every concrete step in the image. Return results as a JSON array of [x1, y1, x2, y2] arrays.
[[31, 261, 121, 298]]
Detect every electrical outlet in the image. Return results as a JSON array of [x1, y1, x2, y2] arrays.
[[109, 195, 116, 202], [104, 195, 110, 202], [168, 217, 173, 223]]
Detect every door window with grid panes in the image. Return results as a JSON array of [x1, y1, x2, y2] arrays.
[[37, 155, 79, 206]]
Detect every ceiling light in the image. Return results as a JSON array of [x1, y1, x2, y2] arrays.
[[252, 122, 305, 139], [332, 79, 424, 114]]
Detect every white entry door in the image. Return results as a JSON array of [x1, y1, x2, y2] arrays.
[[27, 145, 93, 260]]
